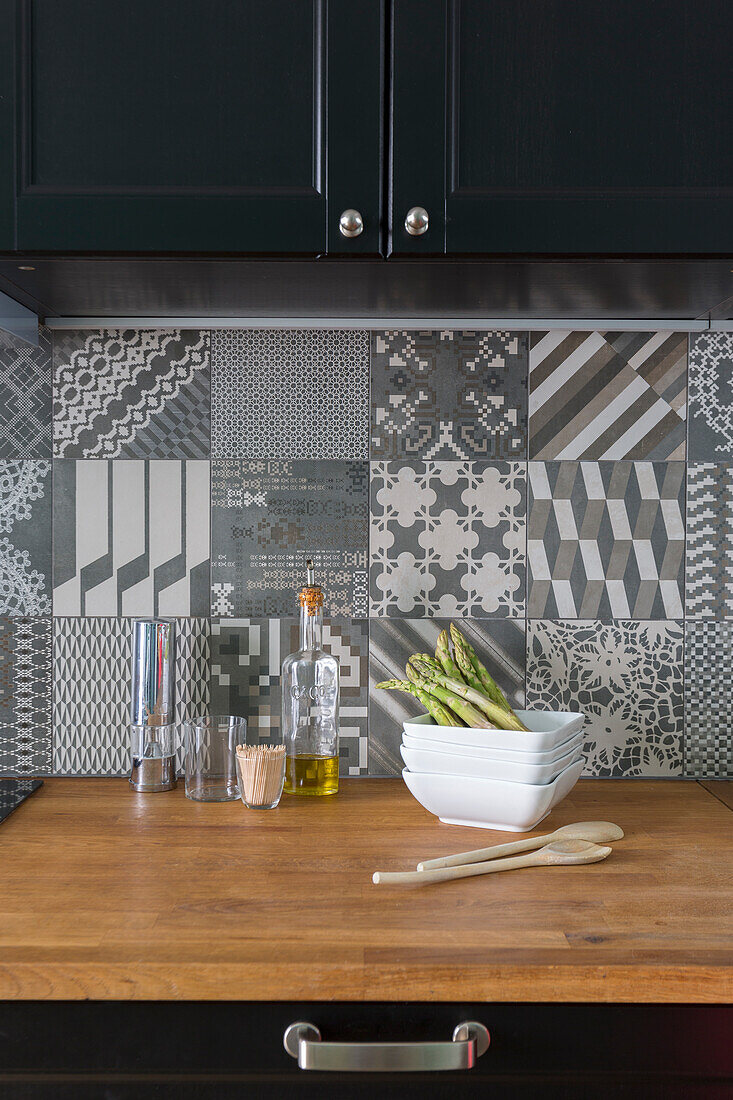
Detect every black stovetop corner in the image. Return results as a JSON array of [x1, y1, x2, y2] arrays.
[[0, 778, 43, 824]]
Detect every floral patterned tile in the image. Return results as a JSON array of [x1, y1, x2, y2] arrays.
[[371, 330, 527, 460], [0, 461, 52, 616], [526, 619, 683, 776], [370, 461, 526, 617]]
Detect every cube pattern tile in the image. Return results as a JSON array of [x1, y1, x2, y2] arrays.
[[0, 460, 52, 616], [529, 331, 687, 460], [686, 463, 733, 618], [53, 329, 211, 458], [688, 332, 733, 460], [0, 617, 52, 775], [210, 617, 368, 775], [53, 617, 209, 775], [371, 330, 527, 460], [370, 461, 526, 617], [368, 618, 526, 776], [53, 459, 210, 616], [526, 619, 683, 776], [211, 329, 370, 460], [684, 620, 733, 777], [528, 461, 685, 619], [0, 327, 52, 459], [211, 460, 369, 617]]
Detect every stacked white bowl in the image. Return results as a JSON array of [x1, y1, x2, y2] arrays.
[[400, 711, 586, 832]]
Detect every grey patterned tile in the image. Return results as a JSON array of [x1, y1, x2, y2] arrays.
[[53, 329, 210, 458], [53, 617, 209, 775], [53, 460, 210, 616], [529, 331, 687, 460], [684, 620, 733, 777], [211, 460, 368, 617], [0, 461, 52, 616], [210, 617, 368, 775], [368, 618, 526, 776], [688, 332, 733, 460], [528, 461, 685, 619], [370, 461, 526, 618], [0, 327, 52, 459], [527, 620, 683, 776], [211, 329, 369, 460], [371, 330, 527, 460], [0, 617, 52, 775], [686, 463, 733, 618]]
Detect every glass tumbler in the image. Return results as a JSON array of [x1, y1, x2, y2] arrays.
[[184, 715, 246, 802]]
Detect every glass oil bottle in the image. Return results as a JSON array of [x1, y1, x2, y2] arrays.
[[281, 560, 339, 796]]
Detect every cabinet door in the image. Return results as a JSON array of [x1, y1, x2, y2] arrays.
[[2, 0, 383, 254], [391, 0, 733, 255]]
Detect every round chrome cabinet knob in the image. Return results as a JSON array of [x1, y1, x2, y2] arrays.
[[339, 209, 364, 238], [405, 206, 429, 236]]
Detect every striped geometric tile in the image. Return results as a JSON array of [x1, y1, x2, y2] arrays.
[[684, 621, 733, 777], [528, 462, 685, 619], [527, 619, 683, 777], [529, 331, 687, 460], [53, 617, 209, 775], [53, 460, 210, 616], [0, 617, 52, 775], [53, 329, 210, 459], [686, 463, 733, 618], [368, 618, 526, 776], [210, 618, 368, 775]]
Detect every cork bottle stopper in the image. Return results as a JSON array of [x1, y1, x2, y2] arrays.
[[299, 558, 324, 615]]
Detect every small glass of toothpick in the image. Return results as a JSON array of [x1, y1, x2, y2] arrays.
[[236, 743, 286, 809]]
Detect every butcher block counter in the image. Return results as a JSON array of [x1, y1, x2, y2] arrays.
[[0, 777, 731, 1004]]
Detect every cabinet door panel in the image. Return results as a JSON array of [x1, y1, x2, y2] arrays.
[[7, 0, 383, 253], [392, 0, 733, 255]]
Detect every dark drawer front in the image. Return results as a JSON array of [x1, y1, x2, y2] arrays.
[[0, 1001, 731, 1099]]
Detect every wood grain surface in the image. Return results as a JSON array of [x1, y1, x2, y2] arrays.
[[0, 778, 731, 1003]]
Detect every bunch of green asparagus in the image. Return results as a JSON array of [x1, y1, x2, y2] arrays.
[[376, 623, 528, 732]]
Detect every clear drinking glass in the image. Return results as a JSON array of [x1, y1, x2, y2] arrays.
[[184, 715, 246, 802]]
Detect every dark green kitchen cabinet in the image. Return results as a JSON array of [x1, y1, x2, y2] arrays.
[[391, 0, 733, 256], [0, 0, 384, 253]]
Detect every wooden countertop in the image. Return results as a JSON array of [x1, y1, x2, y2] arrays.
[[0, 778, 731, 1004]]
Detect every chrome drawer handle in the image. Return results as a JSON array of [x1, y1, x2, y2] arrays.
[[283, 1020, 490, 1072]]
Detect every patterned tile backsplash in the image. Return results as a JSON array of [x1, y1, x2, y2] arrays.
[[0, 325, 730, 779]]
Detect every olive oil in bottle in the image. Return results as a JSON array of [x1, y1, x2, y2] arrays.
[[284, 753, 339, 796], [281, 561, 340, 797]]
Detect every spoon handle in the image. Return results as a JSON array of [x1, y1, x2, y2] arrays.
[[376, 850, 545, 886], [417, 832, 554, 871]]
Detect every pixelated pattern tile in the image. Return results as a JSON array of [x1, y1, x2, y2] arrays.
[[686, 463, 733, 618], [684, 621, 733, 777], [371, 330, 527, 460], [211, 460, 368, 617], [210, 617, 368, 775], [688, 332, 733, 460]]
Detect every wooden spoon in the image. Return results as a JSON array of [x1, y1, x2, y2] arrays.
[[374, 839, 612, 886], [416, 821, 624, 872]]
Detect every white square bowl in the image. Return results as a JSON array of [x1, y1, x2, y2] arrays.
[[402, 710, 584, 754], [400, 741, 583, 785], [402, 728, 585, 765], [402, 758, 584, 832]]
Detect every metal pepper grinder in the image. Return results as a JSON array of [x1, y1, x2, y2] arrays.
[[129, 619, 177, 792]]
